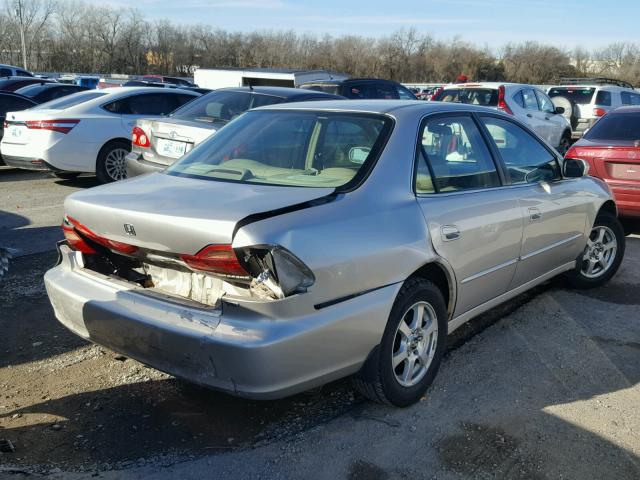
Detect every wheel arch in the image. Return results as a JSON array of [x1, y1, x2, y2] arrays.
[[406, 260, 456, 322], [97, 137, 131, 163], [598, 199, 617, 218]]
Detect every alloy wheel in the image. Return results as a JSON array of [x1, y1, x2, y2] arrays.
[[581, 225, 617, 279], [392, 301, 438, 387], [104, 148, 129, 181]]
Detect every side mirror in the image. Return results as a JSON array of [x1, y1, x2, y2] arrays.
[[554, 106, 565, 115], [563, 158, 589, 178]]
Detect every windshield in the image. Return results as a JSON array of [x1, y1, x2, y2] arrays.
[[584, 113, 640, 141], [33, 91, 106, 110], [548, 87, 595, 105], [167, 110, 392, 188], [433, 88, 498, 106], [170, 90, 257, 124]]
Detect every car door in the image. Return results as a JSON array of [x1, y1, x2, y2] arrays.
[[535, 89, 564, 147], [414, 113, 524, 316], [479, 115, 589, 288], [521, 88, 548, 141]]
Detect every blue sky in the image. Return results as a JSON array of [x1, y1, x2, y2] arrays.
[[105, 0, 639, 49]]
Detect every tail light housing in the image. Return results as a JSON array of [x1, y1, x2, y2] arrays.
[[181, 245, 248, 278], [132, 126, 150, 148], [593, 108, 606, 117], [497, 85, 513, 115], [63, 215, 138, 255], [25, 119, 79, 134]]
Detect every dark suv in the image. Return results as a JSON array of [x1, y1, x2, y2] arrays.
[[299, 78, 417, 100]]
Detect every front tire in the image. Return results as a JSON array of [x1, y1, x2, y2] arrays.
[[96, 140, 130, 184], [557, 131, 572, 156], [354, 278, 447, 407], [566, 213, 625, 289]]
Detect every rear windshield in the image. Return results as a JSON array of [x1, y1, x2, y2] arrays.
[[170, 90, 280, 124], [548, 87, 595, 105], [432, 88, 498, 107], [167, 110, 392, 189], [583, 113, 640, 141], [33, 91, 106, 110], [300, 84, 341, 95]]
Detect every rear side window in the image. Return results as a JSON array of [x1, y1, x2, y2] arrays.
[[415, 115, 500, 194], [0, 95, 35, 115], [621, 91, 640, 106], [0, 68, 11, 77], [513, 91, 525, 108], [522, 89, 539, 110], [595, 91, 612, 106], [16, 70, 32, 77], [584, 113, 640, 141], [33, 91, 106, 110], [344, 83, 378, 99], [481, 116, 561, 184], [376, 83, 399, 99], [104, 93, 191, 115]]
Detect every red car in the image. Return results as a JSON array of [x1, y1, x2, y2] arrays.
[[566, 107, 640, 218]]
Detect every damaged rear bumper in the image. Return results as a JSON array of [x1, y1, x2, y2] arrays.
[[44, 245, 399, 399]]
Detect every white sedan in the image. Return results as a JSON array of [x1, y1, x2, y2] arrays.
[[1, 87, 200, 183]]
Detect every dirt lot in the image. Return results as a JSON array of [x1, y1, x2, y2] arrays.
[[1, 171, 639, 479]]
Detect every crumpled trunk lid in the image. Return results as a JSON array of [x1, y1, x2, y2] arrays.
[[64, 172, 334, 255]]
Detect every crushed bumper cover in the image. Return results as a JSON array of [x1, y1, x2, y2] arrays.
[[44, 245, 398, 399]]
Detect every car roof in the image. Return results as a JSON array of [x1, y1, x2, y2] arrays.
[[300, 78, 399, 86], [442, 82, 528, 89], [0, 76, 52, 82], [97, 86, 199, 95], [217, 86, 342, 98], [257, 99, 501, 115], [549, 84, 632, 91]]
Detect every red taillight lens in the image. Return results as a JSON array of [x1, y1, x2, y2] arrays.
[[62, 217, 96, 254], [593, 108, 606, 117], [26, 119, 80, 134], [132, 126, 150, 148], [64, 216, 138, 255], [181, 245, 248, 278], [497, 85, 513, 115], [565, 146, 578, 159]]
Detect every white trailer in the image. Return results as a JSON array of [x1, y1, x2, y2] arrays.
[[194, 68, 347, 90]]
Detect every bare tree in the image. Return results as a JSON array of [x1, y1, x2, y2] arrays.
[[7, 0, 56, 69]]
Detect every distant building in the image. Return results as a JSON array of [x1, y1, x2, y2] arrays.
[[194, 67, 348, 90]]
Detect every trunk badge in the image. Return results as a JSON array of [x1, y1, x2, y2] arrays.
[[123, 224, 136, 236]]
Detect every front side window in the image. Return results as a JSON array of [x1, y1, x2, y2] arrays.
[[398, 86, 416, 100], [481, 116, 561, 184], [415, 115, 500, 194], [535, 90, 555, 114], [344, 83, 378, 99], [0, 68, 12, 77], [376, 83, 399, 99], [167, 110, 392, 189]]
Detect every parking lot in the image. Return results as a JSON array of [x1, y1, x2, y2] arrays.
[[0, 169, 638, 479]]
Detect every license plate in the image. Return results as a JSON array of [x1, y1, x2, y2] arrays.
[[6, 125, 27, 142], [157, 138, 187, 158]]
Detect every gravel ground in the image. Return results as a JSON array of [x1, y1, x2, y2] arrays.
[[0, 170, 639, 479]]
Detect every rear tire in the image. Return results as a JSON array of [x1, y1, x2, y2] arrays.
[[566, 212, 625, 289], [353, 278, 447, 407], [52, 172, 80, 180], [96, 140, 130, 184]]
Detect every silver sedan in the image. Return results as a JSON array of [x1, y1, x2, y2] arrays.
[[45, 100, 624, 406]]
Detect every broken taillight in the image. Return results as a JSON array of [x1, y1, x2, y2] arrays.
[[63, 216, 138, 255], [181, 244, 249, 278]]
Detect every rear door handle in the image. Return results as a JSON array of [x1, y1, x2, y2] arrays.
[[441, 225, 461, 242], [526, 113, 533, 118], [529, 208, 542, 222]]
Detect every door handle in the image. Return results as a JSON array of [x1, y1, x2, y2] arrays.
[[529, 208, 542, 222], [545, 116, 550, 120], [526, 113, 533, 118], [441, 225, 461, 242]]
